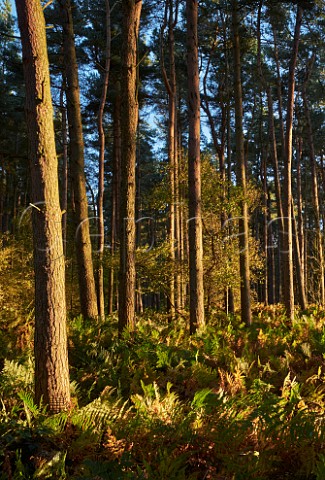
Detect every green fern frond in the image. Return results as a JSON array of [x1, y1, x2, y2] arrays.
[[0, 358, 34, 396]]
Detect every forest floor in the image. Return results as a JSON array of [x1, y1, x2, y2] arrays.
[[0, 305, 325, 479]]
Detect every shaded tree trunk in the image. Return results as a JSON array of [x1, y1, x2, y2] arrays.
[[232, 0, 251, 326], [97, 0, 111, 318], [108, 85, 121, 314], [302, 57, 324, 305], [59, 0, 98, 319], [59, 76, 68, 256], [186, 0, 205, 333], [15, 0, 70, 413]]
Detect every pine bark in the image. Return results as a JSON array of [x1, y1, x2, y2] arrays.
[[118, 0, 142, 333], [186, 0, 205, 333], [97, 0, 111, 318], [58, 0, 98, 319], [302, 59, 324, 305], [15, 0, 70, 413], [108, 86, 121, 314], [283, 5, 303, 320], [232, 0, 252, 326], [160, 0, 179, 318]]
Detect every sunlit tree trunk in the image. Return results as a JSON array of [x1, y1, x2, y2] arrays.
[[15, 0, 70, 413], [97, 0, 111, 318], [186, 0, 205, 333], [59, 0, 98, 319], [118, 0, 142, 333], [302, 58, 324, 305], [283, 5, 303, 320]]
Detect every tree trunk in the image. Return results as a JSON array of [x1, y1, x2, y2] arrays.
[[160, 0, 179, 318], [97, 0, 111, 318], [232, 0, 252, 326], [15, 0, 70, 413], [283, 5, 303, 321], [296, 136, 306, 294], [58, 0, 98, 319], [60, 76, 68, 257], [302, 61, 325, 305], [108, 85, 121, 314], [118, 0, 142, 333], [186, 0, 205, 333]]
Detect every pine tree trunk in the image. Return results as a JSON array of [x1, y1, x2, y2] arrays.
[[15, 0, 70, 413], [118, 0, 142, 333], [97, 0, 111, 319], [302, 69, 325, 305], [283, 5, 303, 321], [108, 86, 122, 314], [232, 0, 252, 326], [186, 0, 205, 333], [59, 0, 98, 319], [296, 136, 306, 295], [60, 77, 68, 257], [160, 0, 179, 318]]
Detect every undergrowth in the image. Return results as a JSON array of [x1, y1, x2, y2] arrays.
[[1, 306, 325, 478]]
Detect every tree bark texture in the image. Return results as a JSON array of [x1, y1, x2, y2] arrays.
[[59, 0, 98, 319], [232, 0, 252, 326], [186, 0, 205, 333], [97, 0, 111, 318], [118, 0, 142, 333], [15, 0, 70, 413], [283, 5, 303, 321]]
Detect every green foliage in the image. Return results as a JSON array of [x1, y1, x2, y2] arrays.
[[1, 309, 325, 478]]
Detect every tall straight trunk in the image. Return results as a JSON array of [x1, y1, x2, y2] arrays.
[[60, 76, 68, 256], [118, 0, 142, 333], [97, 0, 111, 318], [302, 63, 324, 305], [232, 0, 252, 326], [283, 5, 303, 321], [186, 0, 205, 333], [261, 147, 268, 305], [108, 87, 121, 314], [296, 137, 305, 287], [59, 0, 98, 319], [257, 3, 284, 302], [271, 24, 286, 162], [291, 198, 307, 309], [160, 0, 178, 318], [15, 0, 70, 412]]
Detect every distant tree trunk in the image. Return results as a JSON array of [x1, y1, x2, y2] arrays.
[[186, 0, 205, 333], [232, 0, 252, 326], [97, 0, 111, 318], [257, 2, 283, 303], [302, 57, 324, 305], [59, 0, 98, 319], [108, 85, 121, 314], [161, 0, 180, 318], [283, 5, 303, 321], [291, 197, 307, 309], [60, 76, 68, 256], [271, 23, 286, 162], [118, 0, 142, 333], [261, 147, 268, 305], [15, 0, 70, 413], [296, 136, 305, 292]]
